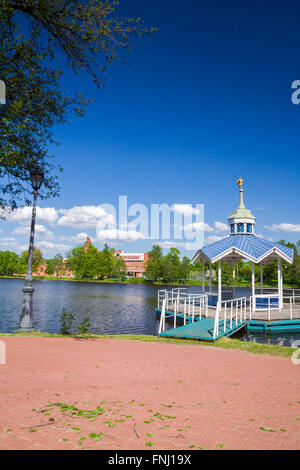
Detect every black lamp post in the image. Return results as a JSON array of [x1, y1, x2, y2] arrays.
[[19, 166, 44, 331]]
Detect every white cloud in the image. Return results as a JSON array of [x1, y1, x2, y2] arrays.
[[58, 232, 92, 243], [264, 223, 300, 233], [13, 224, 54, 240], [205, 235, 226, 244], [58, 205, 114, 229], [172, 204, 200, 216], [7, 206, 58, 225], [0, 236, 16, 242], [183, 222, 214, 232], [96, 229, 147, 241], [36, 241, 71, 252], [214, 221, 228, 232], [158, 241, 186, 249], [0, 238, 27, 252]]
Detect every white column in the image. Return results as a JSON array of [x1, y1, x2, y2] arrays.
[[252, 262, 255, 312], [202, 262, 205, 293], [218, 260, 222, 302], [260, 262, 263, 294], [209, 262, 212, 292], [280, 260, 283, 309], [232, 263, 236, 299], [278, 258, 283, 309]]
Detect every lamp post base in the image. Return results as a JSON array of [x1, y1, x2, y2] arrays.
[[16, 327, 35, 333], [19, 285, 34, 331]]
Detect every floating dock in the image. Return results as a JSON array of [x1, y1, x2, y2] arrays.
[[248, 319, 300, 333], [156, 308, 246, 341], [156, 308, 300, 341]]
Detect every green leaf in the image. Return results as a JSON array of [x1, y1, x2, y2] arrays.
[[260, 427, 275, 432]]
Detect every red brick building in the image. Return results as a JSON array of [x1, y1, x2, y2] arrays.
[[33, 259, 74, 278], [114, 250, 149, 278]]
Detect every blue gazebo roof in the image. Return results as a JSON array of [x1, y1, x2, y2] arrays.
[[192, 234, 294, 265]]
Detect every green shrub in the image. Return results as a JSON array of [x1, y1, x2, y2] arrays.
[[59, 308, 75, 335], [77, 315, 90, 334]]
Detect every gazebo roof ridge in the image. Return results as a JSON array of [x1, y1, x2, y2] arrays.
[[191, 233, 294, 265]]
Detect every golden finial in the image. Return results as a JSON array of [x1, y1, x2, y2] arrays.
[[237, 177, 243, 189]]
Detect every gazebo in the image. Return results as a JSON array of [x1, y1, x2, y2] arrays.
[[191, 178, 294, 312]]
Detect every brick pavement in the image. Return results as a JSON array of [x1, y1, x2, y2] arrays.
[[0, 337, 299, 450]]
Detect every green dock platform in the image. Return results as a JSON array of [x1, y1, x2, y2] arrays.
[[159, 317, 246, 341], [156, 308, 300, 341]]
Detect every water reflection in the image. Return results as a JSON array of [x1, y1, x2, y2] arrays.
[[233, 329, 300, 347], [0, 279, 299, 347]]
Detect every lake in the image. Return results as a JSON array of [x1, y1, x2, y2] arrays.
[[0, 279, 299, 347]]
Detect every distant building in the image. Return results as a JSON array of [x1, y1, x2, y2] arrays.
[[83, 236, 92, 252], [33, 260, 74, 278], [114, 250, 149, 278]]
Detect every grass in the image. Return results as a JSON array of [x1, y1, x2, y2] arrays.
[[0, 331, 297, 358]]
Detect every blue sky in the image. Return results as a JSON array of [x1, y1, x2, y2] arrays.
[[1, 0, 300, 258]]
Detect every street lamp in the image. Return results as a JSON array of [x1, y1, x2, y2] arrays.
[[19, 166, 44, 331]]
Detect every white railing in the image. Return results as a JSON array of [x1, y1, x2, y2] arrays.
[[253, 294, 280, 312], [283, 295, 300, 320], [158, 289, 208, 335], [213, 297, 247, 339], [158, 299, 166, 335], [157, 288, 188, 309], [255, 287, 300, 299], [249, 294, 300, 320], [159, 290, 300, 338]]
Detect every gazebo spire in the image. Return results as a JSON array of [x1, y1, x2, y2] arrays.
[[237, 177, 245, 209], [227, 177, 256, 234]]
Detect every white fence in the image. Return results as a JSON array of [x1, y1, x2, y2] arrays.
[[158, 289, 208, 335], [158, 288, 300, 338], [249, 294, 300, 320], [213, 297, 247, 339]]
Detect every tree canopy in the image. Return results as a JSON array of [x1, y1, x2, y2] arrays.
[[145, 245, 192, 283], [0, 1, 156, 211], [67, 242, 126, 279]]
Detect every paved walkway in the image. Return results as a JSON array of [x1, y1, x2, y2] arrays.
[[0, 337, 299, 450]]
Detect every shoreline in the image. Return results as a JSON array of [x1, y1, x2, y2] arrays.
[[0, 275, 298, 289]]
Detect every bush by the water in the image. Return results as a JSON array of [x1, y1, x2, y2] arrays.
[[77, 315, 91, 334], [59, 309, 74, 335]]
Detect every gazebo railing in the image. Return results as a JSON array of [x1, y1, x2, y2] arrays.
[[157, 288, 188, 309], [283, 295, 300, 320], [213, 297, 247, 339], [249, 294, 300, 320], [158, 290, 208, 335]]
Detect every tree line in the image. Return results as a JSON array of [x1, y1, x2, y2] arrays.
[[0, 239, 299, 286], [0, 243, 126, 279]]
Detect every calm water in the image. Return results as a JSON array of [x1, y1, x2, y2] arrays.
[[0, 279, 299, 347]]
